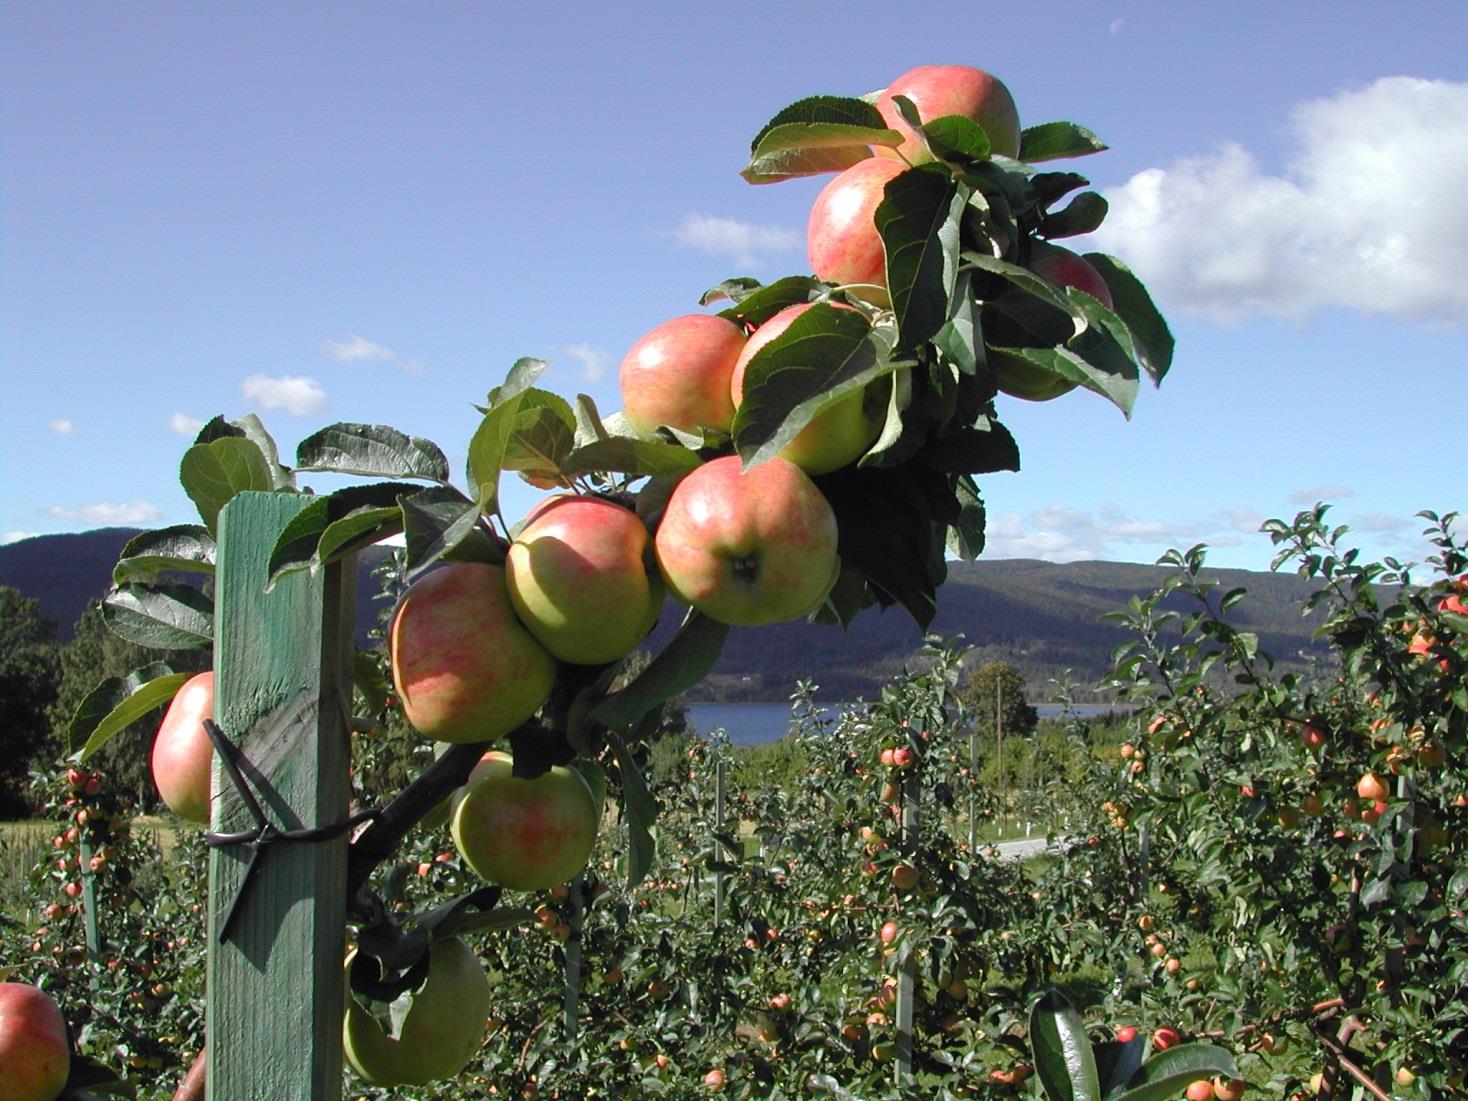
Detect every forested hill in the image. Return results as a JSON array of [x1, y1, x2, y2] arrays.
[[0, 529, 1333, 702]]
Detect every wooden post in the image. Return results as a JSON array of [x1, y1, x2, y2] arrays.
[[77, 833, 103, 962], [206, 492, 355, 1101], [713, 755, 726, 929]]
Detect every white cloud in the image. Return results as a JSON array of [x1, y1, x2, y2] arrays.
[[48, 419, 76, 435], [673, 214, 802, 268], [242, 374, 328, 416], [1092, 77, 1468, 324], [170, 412, 204, 436], [47, 501, 163, 526], [1, 531, 38, 546], [323, 335, 394, 362], [1289, 485, 1355, 505], [563, 343, 610, 382]]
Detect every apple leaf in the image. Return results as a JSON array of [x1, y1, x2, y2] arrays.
[[180, 436, 275, 534], [591, 611, 729, 731], [562, 437, 703, 479], [466, 389, 532, 509], [1030, 171, 1092, 208], [808, 563, 878, 628], [609, 730, 660, 887], [965, 252, 1077, 315], [353, 649, 388, 715], [112, 525, 217, 584], [1095, 1036, 1147, 1098], [67, 663, 191, 760], [1028, 988, 1102, 1101], [102, 581, 213, 650], [1111, 1045, 1240, 1101], [945, 474, 987, 561], [1083, 253, 1175, 382], [748, 94, 892, 152], [399, 485, 502, 577], [232, 412, 295, 490], [921, 115, 995, 164], [484, 356, 549, 409], [267, 482, 407, 584], [877, 166, 964, 354], [990, 343, 1138, 416], [932, 271, 983, 377], [916, 421, 1020, 475], [732, 304, 905, 471], [1041, 191, 1109, 238], [743, 96, 901, 183], [500, 391, 578, 488], [715, 275, 824, 329], [295, 423, 451, 483], [1019, 121, 1109, 162], [573, 393, 610, 447]]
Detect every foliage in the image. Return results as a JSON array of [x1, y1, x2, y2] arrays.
[[956, 660, 1039, 738], [0, 586, 61, 817]]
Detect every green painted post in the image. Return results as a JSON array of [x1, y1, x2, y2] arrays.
[[713, 755, 726, 928], [894, 730, 920, 1088], [77, 833, 103, 962], [563, 875, 585, 1042], [206, 492, 355, 1101]]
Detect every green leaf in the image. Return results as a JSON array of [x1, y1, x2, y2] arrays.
[[945, 475, 986, 560], [353, 650, 388, 714], [1042, 191, 1109, 238], [112, 525, 217, 584], [231, 412, 294, 490], [1112, 1044, 1240, 1101], [917, 421, 1020, 475], [573, 393, 611, 447], [295, 423, 451, 482], [180, 437, 274, 533], [732, 304, 902, 470], [68, 665, 191, 761], [875, 167, 963, 354], [1019, 121, 1108, 162], [715, 276, 823, 329], [501, 391, 577, 486], [591, 611, 730, 730], [743, 96, 901, 183], [484, 357, 549, 408], [562, 437, 703, 479], [1083, 253, 1175, 381], [267, 483, 406, 583], [919, 114, 993, 163], [1028, 988, 1101, 1101], [399, 485, 501, 576], [700, 277, 764, 307], [609, 731, 660, 887], [102, 582, 213, 649], [808, 563, 876, 628], [466, 390, 532, 510], [932, 271, 983, 376]]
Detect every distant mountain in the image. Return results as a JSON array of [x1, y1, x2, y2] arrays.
[[0, 529, 1333, 701]]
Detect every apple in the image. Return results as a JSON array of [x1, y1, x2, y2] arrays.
[[390, 562, 557, 743], [0, 983, 69, 1101], [1212, 1078, 1246, 1100], [343, 936, 490, 1086], [806, 157, 906, 305], [1185, 1082, 1214, 1101], [151, 670, 216, 824], [619, 314, 747, 436], [993, 243, 1115, 402], [891, 863, 919, 890], [653, 455, 839, 627], [730, 303, 888, 475], [1153, 1026, 1180, 1050], [1300, 721, 1328, 749], [450, 750, 600, 891], [703, 1068, 726, 1091], [1115, 1025, 1137, 1043], [873, 64, 1022, 162], [506, 495, 663, 665], [1356, 772, 1389, 802]]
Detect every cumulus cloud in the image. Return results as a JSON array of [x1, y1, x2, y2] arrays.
[[1, 531, 38, 546], [242, 374, 328, 416], [323, 335, 394, 362], [48, 501, 163, 526], [673, 214, 802, 268], [170, 412, 204, 437], [983, 505, 1212, 562], [563, 343, 610, 382], [48, 419, 76, 435], [1091, 77, 1468, 324]]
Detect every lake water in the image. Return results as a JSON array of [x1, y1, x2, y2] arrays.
[[687, 701, 1136, 747]]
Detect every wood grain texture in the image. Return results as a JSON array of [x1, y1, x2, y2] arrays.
[[207, 492, 355, 1101]]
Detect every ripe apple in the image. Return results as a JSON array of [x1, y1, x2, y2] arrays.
[[1212, 1077, 1246, 1100], [730, 303, 888, 475], [390, 562, 557, 743], [1300, 721, 1327, 749], [0, 982, 69, 1101], [619, 314, 747, 436], [807, 158, 905, 305], [653, 455, 839, 627], [1356, 772, 1389, 802], [703, 1068, 726, 1091], [450, 750, 600, 891], [873, 64, 1021, 162], [1185, 1082, 1214, 1101], [1115, 1025, 1137, 1043], [891, 863, 919, 890], [506, 495, 663, 665], [343, 936, 490, 1086], [1153, 1026, 1180, 1050], [151, 670, 216, 824]]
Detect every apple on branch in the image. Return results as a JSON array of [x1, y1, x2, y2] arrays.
[[150, 670, 216, 824], [873, 63, 1022, 162], [0, 982, 70, 1101], [390, 562, 557, 744], [506, 494, 663, 666], [654, 454, 840, 628], [993, 242, 1116, 402], [619, 313, 747, 436], [807, 158, 905, 307]]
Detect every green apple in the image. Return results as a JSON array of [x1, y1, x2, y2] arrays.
[[806, 158, 905, 306], [730, 303, 887, 475], [150, 670, 215, 824], [390, 562, 557, 743], [654, 454, 840, 627], [0, 982, 70, 1101], [873, 64, 1021, 162], [619, 313, 747, 436], [343, 936, 490, 1086], [450, 750, 600, 890], [506, 495, 663, 665]]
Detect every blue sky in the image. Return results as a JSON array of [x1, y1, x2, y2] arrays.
[[3, 2, 1465, 574]]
